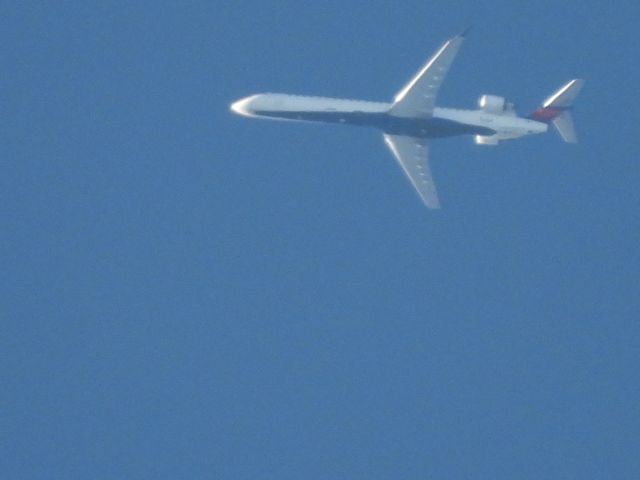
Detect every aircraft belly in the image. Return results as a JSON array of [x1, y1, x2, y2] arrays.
[[251, 109, 496, 138], [382, 116, 496, 138]]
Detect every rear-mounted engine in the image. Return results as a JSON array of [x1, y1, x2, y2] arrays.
[[478, 94, 506, 113]]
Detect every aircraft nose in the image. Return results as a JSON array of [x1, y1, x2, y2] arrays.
[[230, 96, 256, 116]]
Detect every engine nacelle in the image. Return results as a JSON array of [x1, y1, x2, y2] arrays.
[[475, 135, 500, 146], [478, 94, 506, 113]]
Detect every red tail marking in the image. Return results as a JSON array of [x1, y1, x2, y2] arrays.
[[530, 107, 563, 123]]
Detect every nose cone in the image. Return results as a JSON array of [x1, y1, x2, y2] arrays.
[[230, 95, 257, 117]]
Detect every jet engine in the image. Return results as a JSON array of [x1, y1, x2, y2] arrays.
[[475, 135, 499, 146], [478, 94, 507, 113]]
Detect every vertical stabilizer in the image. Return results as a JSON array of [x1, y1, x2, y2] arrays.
[[530, 79, 584, 143]]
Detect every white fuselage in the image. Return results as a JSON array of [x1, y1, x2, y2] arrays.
[[231, 93, 547, 142], [229, 30, 580, 209]]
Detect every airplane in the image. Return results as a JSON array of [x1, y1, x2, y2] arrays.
[[230, 31, 584, 208]]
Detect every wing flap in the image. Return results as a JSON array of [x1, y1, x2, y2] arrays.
[[389, 33, 466, 118], [383, 134, 440, 209]]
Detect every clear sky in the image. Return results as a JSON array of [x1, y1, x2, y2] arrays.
[[3, 1, 639, 479]]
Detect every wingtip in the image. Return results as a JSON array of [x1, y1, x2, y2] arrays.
[[459, 25, 472, 38]]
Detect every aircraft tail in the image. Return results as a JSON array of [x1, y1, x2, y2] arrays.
[[529, 79, 584, 143]]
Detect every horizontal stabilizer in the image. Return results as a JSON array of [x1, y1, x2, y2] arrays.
[[530, 79, 584, 143], [543, 79, 584, 108], [552, 111, 577, 143]]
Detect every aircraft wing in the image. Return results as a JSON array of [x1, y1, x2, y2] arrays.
[[383, 134, 440, 209], [389, 32, 466, 118]]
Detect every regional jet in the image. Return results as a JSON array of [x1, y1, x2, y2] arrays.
[[230, 32, 584, 208]]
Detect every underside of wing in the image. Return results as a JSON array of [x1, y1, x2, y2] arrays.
[[383, 134, 440, 209], [389, 32, 466, 119]]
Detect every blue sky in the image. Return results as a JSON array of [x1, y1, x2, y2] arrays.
[[3, 2, 639, 479]]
